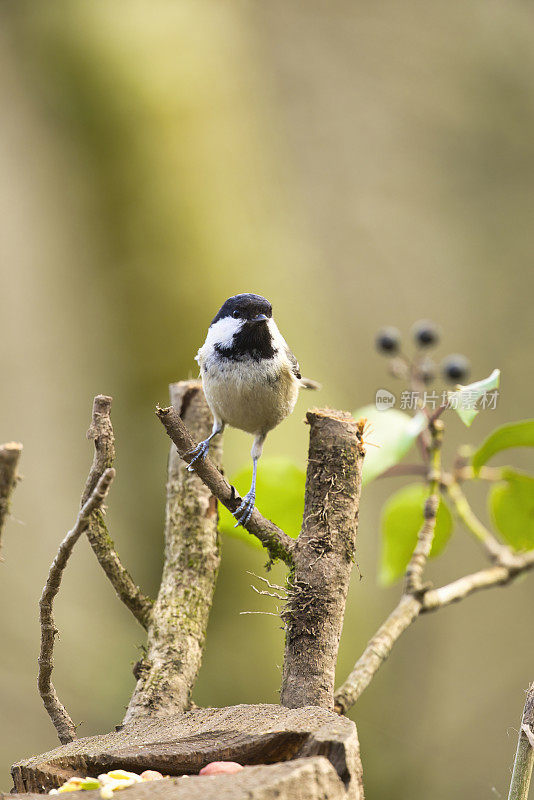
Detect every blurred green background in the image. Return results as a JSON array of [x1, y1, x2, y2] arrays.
[[1, 1, 534, 797]]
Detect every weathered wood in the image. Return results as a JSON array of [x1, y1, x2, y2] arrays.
[[12, 705, 364, 799], [124, 383, 223, 722], [281, 411, 365, 709], [7, 757, 347, 800]]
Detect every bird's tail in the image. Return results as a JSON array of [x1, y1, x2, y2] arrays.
[[300, 377, 321, 390]]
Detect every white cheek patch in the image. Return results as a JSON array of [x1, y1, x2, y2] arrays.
[[268, 318, 289, 353], [195, 316, 243, 363]]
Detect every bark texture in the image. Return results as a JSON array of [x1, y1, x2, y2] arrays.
[[12, 704, 363, 799], [508, 684, 534, 800], [156, 404, 294, 564], [83, 396, 152, 629], [124, 382, 222, 723], [0, 441, 22, 553], [280, 410, 365, 710], [9, 759, 346, 800], [38, 469, 115, 744]]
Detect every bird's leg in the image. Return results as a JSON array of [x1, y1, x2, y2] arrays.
[[186, 418, 224, 471], [234, 434, 265, 527]]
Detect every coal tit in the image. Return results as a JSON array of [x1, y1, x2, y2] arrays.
[[187, 293, 320, 526]]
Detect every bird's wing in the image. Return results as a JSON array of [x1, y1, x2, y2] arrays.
[[285, 347, 321, 389], [285, 347, 302, 380]]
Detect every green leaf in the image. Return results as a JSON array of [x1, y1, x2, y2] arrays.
[[472, 419, 534, 474], [219, 457, 305, 548], [353, 405, 426, 486], [447, 368, 500, 427], [380, 483, 453, 586], [489, 470, 534, 551]]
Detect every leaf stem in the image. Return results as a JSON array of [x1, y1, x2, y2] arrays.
[[445, 480, 508, 563]]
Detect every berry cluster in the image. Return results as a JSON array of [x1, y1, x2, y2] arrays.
[[375, 320, 470, 384]]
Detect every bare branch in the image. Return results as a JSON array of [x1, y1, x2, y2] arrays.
[[0, 441, 22, 555], [38, 468, 115, 744], [280, 410, 366, 710], [508, 684, 534, 800], [156, 402, 295, 565], [82, 395, 152, 629], [334, 595, 421, 714], [404, 420, 443, 595], [334, 550, 534, 714], [423, 552, 534, 610]]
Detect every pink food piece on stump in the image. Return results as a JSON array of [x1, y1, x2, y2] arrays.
[[199, 762, 244, 776]]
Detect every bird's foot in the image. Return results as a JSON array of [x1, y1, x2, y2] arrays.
[[233, 491, 256, 527], [185, 439, 210, 471]]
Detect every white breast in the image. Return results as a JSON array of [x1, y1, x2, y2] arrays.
[[196, 318, 300, 436]]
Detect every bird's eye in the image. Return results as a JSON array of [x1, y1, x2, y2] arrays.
[[232, 310, 240, 319]]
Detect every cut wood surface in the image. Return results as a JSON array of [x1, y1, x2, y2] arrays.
[[7, 757, 347, 800], [12, 705, 363, 799]]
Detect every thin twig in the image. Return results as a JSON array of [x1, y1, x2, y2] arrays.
[[334, 595, 421, 714], [251, 585, 286, 601], [404, 419, 443, 595], [240, 610, 279, 616], [82, 396, 152, 629], [156, 403, 295, 565], [246, 571, 287, 594], [0, 442, 22, 555], [422, 554, 534, 610], [508, 684, 534, 800], [334, 549, 534, 714], [38, 468, 115, 744]]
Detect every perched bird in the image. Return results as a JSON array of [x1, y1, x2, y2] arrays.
[[188, 293, 320, 526]]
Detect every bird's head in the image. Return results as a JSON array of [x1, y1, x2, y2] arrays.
[[207, 294, 276, 359], [211, 294, 273, 327]]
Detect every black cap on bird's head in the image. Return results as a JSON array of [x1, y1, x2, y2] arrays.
[[211, 294, 273, 327]]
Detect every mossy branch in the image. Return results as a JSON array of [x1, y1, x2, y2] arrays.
[[280, 411, 366, 710], [124, 382, 224, 722]]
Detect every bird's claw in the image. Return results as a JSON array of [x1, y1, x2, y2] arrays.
[[185, 439, 210, 471], [233, 492, 256, 527]]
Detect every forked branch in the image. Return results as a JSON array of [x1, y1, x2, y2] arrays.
[[38, 468, 115, 744], [82, 395, 152, 629], [334, 545, 534, 715]]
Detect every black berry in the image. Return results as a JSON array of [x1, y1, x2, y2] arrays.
[[441, 354, 471, 384], [412, 319, 440, 348], [376, 327, 401, 355]]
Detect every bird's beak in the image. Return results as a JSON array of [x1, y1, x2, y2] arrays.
[[251, 313, 268, 323]]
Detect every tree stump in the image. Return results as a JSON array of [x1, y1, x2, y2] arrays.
[[11, 705, 364, 800]]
